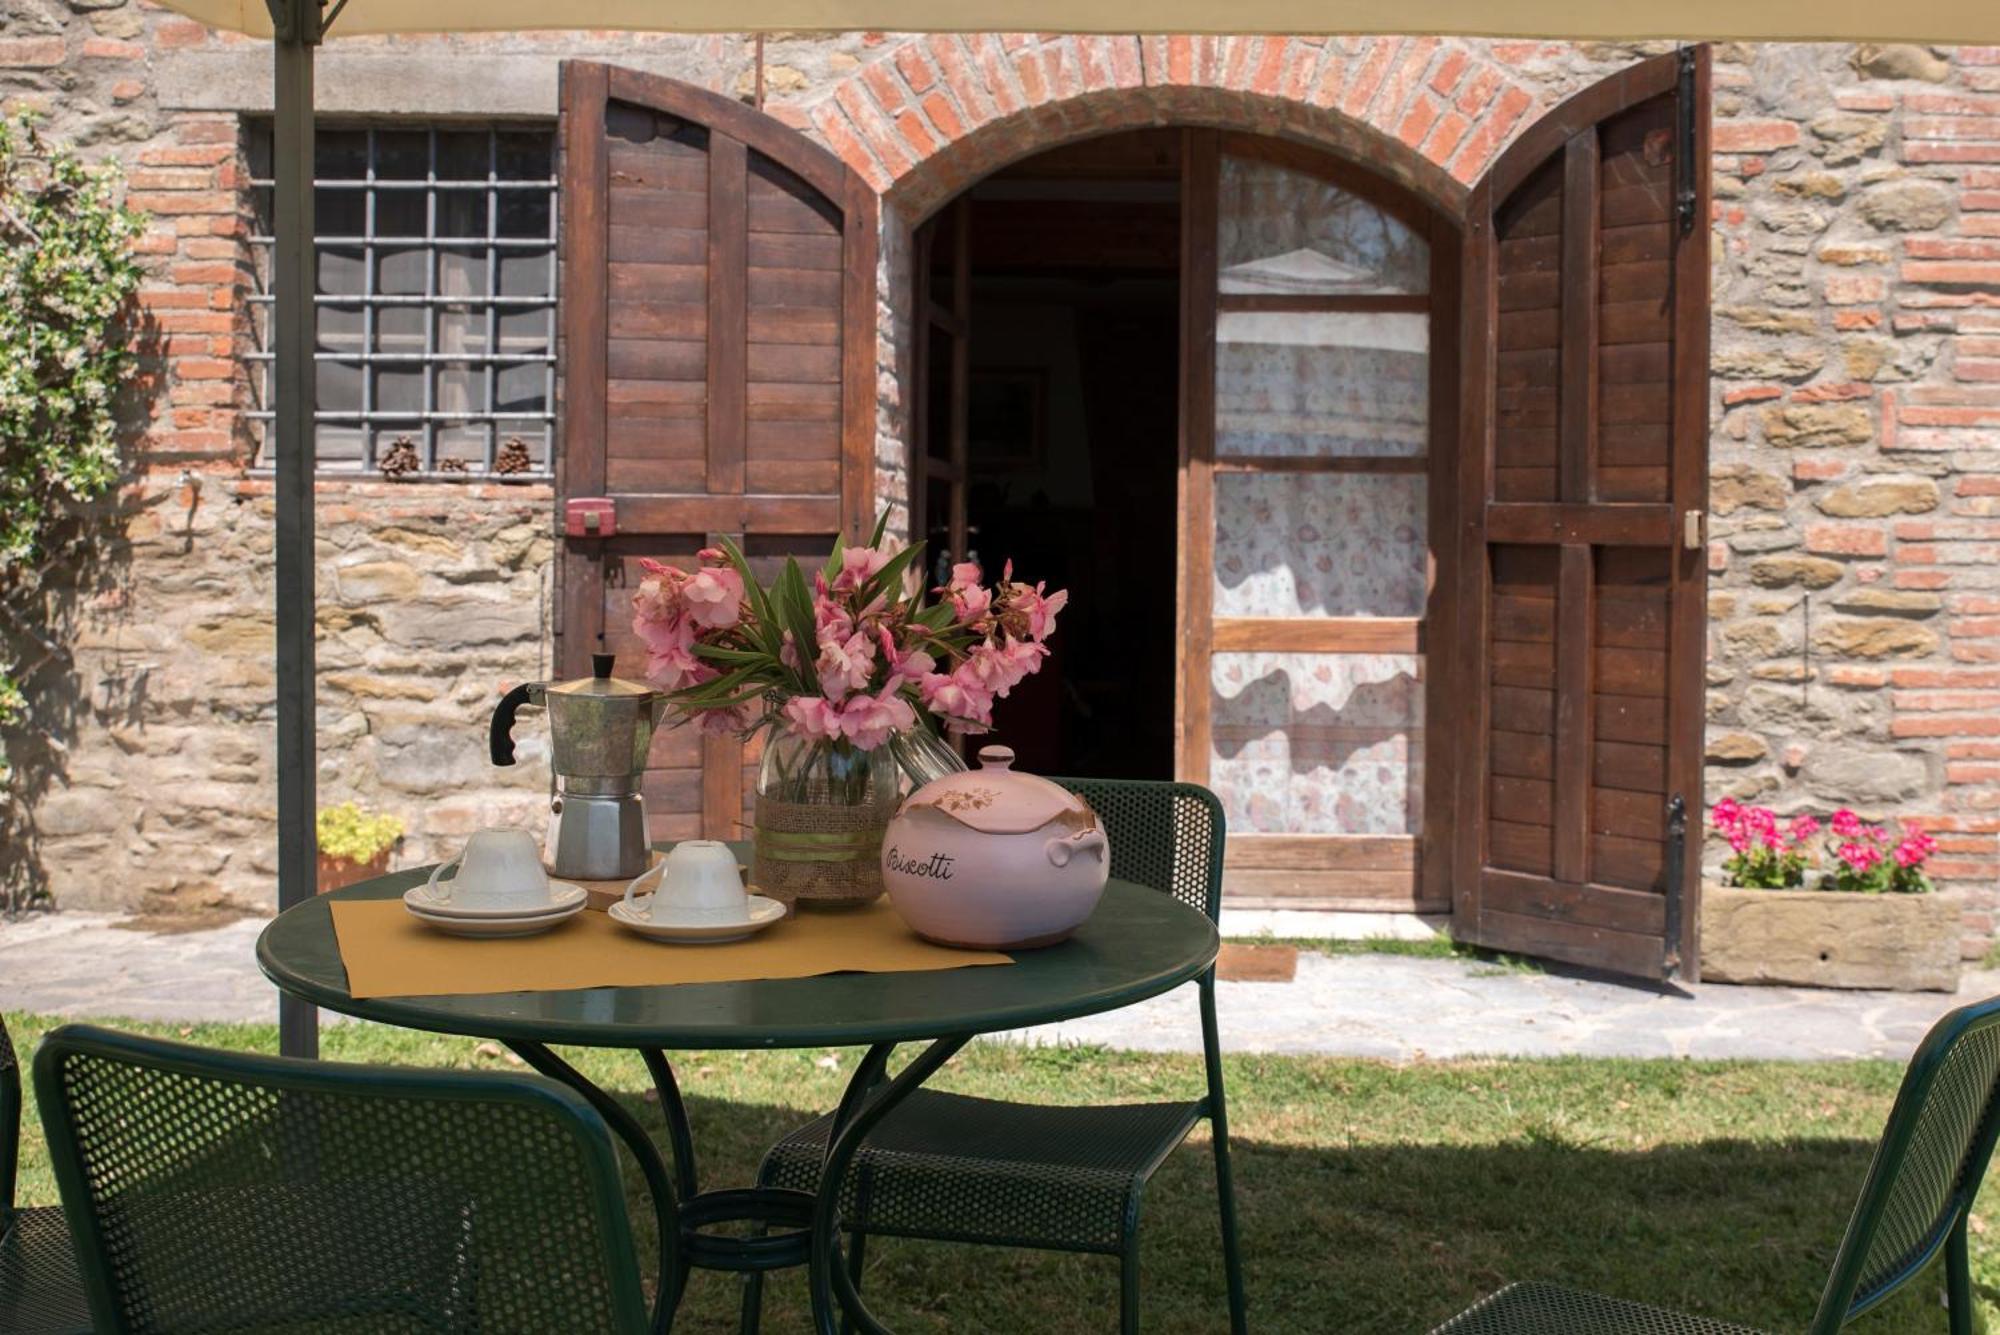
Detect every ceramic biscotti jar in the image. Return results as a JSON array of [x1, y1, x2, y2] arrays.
[[880, 745, 1109, 949]]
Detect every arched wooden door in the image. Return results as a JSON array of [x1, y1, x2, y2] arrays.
[[1452, 48, 1711, 979], [555, 63, 878, 844]]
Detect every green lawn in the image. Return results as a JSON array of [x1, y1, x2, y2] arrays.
[[6, 1010, 1990, 1333]]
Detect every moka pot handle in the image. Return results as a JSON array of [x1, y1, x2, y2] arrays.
[[489, 682, 540, 767]]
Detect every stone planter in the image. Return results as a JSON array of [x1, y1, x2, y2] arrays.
[[1700, 884, 1960, 992], [316, 850, 391, 894]]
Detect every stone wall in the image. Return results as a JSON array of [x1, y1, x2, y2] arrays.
[[1699, 43, 2000, 954], [3, 6, 1999, 941]]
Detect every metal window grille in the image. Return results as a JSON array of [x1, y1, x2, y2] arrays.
[[246, 123, 558, 478]]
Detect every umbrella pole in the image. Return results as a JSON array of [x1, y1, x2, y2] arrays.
[[270, 0, 320, 1059]]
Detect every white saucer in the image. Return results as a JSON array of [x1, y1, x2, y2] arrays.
[[403, 881, 588, 920], [405, 895, 585, 938], [607, 894, 788, 944]]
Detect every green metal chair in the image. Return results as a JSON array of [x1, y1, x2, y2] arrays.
[[1433, 993, 2000, 1334], [751, 777, 1247, 1334], [0, 1015, 90, 1334], [34, 1023, 652, 1334]]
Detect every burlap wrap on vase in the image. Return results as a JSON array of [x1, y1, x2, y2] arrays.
[[752, 789, 899, 906]]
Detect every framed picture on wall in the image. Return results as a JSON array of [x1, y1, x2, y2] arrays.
[[967, 368, 1046, 472]]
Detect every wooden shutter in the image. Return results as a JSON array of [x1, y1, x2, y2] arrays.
[[556, 62, 878, 843], [1452, 48, 1710, 979]]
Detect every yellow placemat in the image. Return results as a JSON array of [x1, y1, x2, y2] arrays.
[[329, 898, 1012, 999]]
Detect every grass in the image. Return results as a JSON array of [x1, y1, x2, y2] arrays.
[[6, 1010, 1993, 1333]]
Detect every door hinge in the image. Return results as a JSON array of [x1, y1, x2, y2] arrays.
[[1675, 45, 1699, 236], [1683, 509, 1705, 550], [564, 496, 617, 538]]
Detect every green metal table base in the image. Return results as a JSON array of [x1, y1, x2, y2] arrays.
[[510, 1036, 954, 1335]]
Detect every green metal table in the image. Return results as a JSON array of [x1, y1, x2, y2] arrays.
[[256, 853, 1219, 1335]]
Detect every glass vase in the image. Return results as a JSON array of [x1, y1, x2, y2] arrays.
[[752, 727, 900, 907]]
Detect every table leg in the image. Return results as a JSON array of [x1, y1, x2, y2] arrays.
[[508, 1040, 681, 1334], [641, 1048, 700, 1200], [809, 1035, 971, 1335]]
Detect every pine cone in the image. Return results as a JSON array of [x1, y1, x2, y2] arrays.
[[494, 437, 534, 475], [378, 437, 421, 478], [437, 456, 470, 474]]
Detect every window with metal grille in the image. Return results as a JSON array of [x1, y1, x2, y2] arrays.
[[246, 123, 557, 477]]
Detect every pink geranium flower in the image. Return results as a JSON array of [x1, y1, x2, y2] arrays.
[[1831, 808, 1863, 839]]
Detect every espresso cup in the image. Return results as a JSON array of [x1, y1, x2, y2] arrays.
[[623, 839, 748, 924], [425, 829, 551, 911]]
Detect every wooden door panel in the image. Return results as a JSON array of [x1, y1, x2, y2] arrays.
[[557, 61, 876, 841], [1454, 47, 1709, 980]]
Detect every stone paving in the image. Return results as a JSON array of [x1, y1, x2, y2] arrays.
[[4, 911, 1994, 1062]]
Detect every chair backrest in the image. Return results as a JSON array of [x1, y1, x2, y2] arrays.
[[35, 1024, 650, 1334], [1, 1012, 19, 1226], [1810, 995, 2000, 1331], [1052, 778, 1226, 925]]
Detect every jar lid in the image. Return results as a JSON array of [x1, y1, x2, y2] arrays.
[[898, 745, 1098, 836]]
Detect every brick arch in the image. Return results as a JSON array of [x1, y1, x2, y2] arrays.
[[799, 34, 1545, 223]]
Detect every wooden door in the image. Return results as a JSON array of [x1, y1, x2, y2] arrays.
[[1181, 131, 1458, 911], [910, 197, 971, 585], [555, 62, 878, 843], [1453, 48, 1710, 979]]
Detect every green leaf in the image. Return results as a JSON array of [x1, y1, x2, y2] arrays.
[[858, 539, 925, 610], [823, 531, 847, 581], [868, 508, 891, 548]]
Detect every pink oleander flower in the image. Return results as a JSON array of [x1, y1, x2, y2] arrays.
[[814, 630, 876, 703], [920, 669, 995, 733], [838, 688, 915, 751], [1831, 808, 1863, 839], [1008, 581, 1069, 642], [683, 564, 744, 630], [962, 637, 1047, 698], [877, 627, 936, 691], [781, 695, 843, 743], [832, 545, 893, 594], [812, 579, 856, 643], [947, 578, 992, 624]]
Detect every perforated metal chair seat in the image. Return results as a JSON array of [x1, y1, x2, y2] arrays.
[[760, 1089, 1206, 1254], [0, 1205, 91, 1334], [1432, 1283, 1767, 1335]]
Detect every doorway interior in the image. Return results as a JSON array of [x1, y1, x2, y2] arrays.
[[917, 131, 1184, 780]]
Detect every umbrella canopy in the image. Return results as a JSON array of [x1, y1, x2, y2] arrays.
[[156, 0, 2000, 42]]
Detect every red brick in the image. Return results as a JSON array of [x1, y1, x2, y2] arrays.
[[1794, 457, 1848, 480], [1907, 116, 2000, 140], [1834, 310, 1883, 330], [891, 110, 936, 160], [1825, 274, 1886, 305], [1429, 49, 1470, 97], [0, 37, 64, 67], [129, 168, 215, 191], [926, 35, 993, 126], [1723, 385, 1785, 406], [1455, 67, 1501, 117], [833, 83, 911, 179], [155, 18, 209, 48], [970, 35, 1022, 114], [1012, 52, 1047, 106], [1806, 524, 1888, 556], [1836, 91, 1897, 112], [1426, 111, 1472, 163], [1399, 97, 1441, 151], [1713, 119, 1800, 153], [110, 79, 145, 103], [1907, 93, 2000, 115], [807, 105, 889, 193], [1073, 35, 1113, 94], [1249, 37, 1288, 98], [892, 45, 936, 93], [1906, 144, 2000, 164], [1165, 34, 1194, 84], [1828, 665, 1890, 687], [1795, 381, 1873, 403], [139, 145, 236, 167], [1340, 38, 1400, 117], [919, 91, 965, 144], [1374, 37, 1439, 126], [1896, 716, 2000, 738], [125, 191, 235, 216], [1905, 261, 2000, 287], [80, 37, 142, 61], [1449, 85, 1535, 181], [1896, 666, 2000, 687], [859, 64, 905, 115], [1108, 36, 1143, 89]]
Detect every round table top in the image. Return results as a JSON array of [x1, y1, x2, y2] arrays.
[[258, 860, 1218, 1051]]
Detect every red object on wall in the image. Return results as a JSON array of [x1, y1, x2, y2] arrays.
[[564, 497, 617, 538]]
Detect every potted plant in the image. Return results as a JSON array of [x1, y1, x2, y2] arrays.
[[629, 513, 1066, 907], [316, 801, 405, 894], [1700, 799, 1957, 992]]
